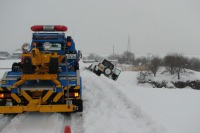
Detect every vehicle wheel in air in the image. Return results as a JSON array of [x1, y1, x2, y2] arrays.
[[104, 67, 112, 76], [49, 58, 58, 74]]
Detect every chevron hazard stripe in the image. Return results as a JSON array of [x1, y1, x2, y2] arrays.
[[0, 87, 11, 92], [64, 86, 80, 90]]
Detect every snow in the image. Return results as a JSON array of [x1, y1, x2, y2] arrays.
[[117, 72, 200, 133], [0, 60, 200, 133], [0, 59, 20, 69], [143, 67, 200, 83]]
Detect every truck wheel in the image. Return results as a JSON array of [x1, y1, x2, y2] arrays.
[[104, 67, 112, 76]]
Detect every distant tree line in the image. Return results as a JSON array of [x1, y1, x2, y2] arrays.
[[135, 53, 200, 80]]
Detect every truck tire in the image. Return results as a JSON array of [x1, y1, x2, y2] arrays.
[[49, 58, 58, 74], [104, 67, 112, 76]]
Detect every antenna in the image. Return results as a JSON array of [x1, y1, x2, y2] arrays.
[[127, 34, 131, 52], [73, 26, 75, 38], [126, 34, 131, 64]]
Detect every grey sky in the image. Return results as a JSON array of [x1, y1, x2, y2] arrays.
[[0, 0, 200, 56]]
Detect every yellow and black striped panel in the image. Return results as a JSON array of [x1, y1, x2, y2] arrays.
[[64, 86, 80, 90], [17, 90, 64, 105], [0, 87, 11, 92]]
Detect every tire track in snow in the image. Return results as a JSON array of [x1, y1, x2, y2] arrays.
[[101, 77, 166, 133], [82, 70, 166, 133], [0, 114, 16, 132], [0, 113, 71, 133], [0, 110, 84, 133], [71, 113, 85, 133]]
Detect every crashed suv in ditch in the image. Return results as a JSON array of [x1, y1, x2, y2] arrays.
[[88, 58, 121, 81]]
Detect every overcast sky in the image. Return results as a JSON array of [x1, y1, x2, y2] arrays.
[[0, 0, 200, 56]]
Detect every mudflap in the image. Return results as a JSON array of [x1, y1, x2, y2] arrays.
[[72, 99, 83, 112]]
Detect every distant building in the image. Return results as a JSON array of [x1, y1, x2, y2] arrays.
[[8, 51, 22, 59], [0, 51, 10, 60], [0, 56, 7, 60]]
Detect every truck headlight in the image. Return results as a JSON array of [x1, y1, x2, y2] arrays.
[[43, 42, 51, 50], [22, 43, 30, 51]]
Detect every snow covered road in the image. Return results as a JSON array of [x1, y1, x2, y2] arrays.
[[0, 112, 84, 133], [0, 69, 164, 133], [0, 113, 67, 133]]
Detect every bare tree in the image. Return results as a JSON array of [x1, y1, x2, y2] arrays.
[[187, 57, 200, 71], [174, 54, 188, 79], [107, 54, 119, 60], [147, 56, 162, 76], [164, 53, 188, 79], [87, 53, 102, 61], [117, 51, 135, 64], [163, 54, 176, 75], [134, 56, 148, 66]]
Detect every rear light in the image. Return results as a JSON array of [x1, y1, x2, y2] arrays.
[[74, 92, 79, 97], [67, 92, 79, 98], [67, 42, 71, 47], [0, 94, 4, 99], [66, 36, 72, 47], [0, 93, 11, 99]]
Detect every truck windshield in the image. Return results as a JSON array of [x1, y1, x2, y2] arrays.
[[34, 43, 62, 51], [48, 43, 62, 50]]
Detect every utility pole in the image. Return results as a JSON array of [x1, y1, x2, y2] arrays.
[[113, 45, 115, 60], [127, 34, 131, 52], [126, 34, 131, 63]]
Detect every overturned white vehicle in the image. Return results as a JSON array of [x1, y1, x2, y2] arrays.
[[87, 58, 121, 81]]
